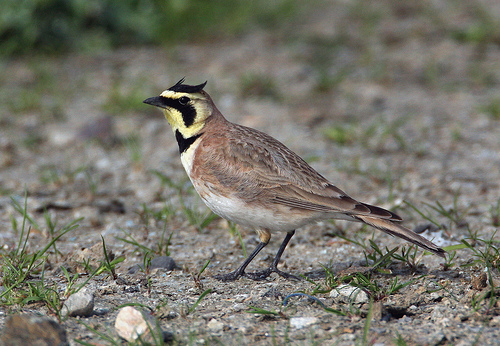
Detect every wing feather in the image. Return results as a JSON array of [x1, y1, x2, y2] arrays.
[[195, 123, 400, 221], [191, 118, 445, 258]]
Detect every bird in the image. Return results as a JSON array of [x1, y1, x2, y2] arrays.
[[143, 78, 446, 281]]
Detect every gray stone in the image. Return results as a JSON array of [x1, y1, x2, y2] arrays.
[[128, 256, 177, 274], [150, 256, 177, 270], [61, 288, 94, 317]]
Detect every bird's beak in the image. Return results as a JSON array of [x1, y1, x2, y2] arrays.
[[143, 96, 168, 109]]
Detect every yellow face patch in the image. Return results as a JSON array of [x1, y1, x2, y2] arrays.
[[158, 90, 212, 138]]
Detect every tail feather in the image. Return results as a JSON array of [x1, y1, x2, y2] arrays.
[[355, 215, 446, 258]]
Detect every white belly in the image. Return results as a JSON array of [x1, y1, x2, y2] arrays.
[[195, 186, 324, 232]]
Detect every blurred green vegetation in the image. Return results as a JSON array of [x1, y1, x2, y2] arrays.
[[239, 73, 281, 100], [0, 0, 296, 56]]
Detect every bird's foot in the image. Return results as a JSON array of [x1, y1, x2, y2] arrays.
[[213, 268, 246, 282], [214, 266, 301, 281], [245, 266, 301, 281]]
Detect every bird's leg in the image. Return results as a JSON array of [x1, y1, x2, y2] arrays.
[[213, 240, 269, 282], [245, 230, 300, 281]]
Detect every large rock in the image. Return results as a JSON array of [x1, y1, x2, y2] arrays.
[[0, 314, 69, 346]]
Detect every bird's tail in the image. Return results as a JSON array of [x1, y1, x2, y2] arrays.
[[355, 215, 446, 258]]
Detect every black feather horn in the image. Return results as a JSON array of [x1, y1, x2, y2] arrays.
[[168, 78, 207, 93]]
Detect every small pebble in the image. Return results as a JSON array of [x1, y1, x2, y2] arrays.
[[61, 289, 94, 317], [150, 256, 177, 270], [330, 284, 369, 303], [471, 272, 487, 290], [207, 318, 224, 333], [371, 301, 385, 321], [115, 306, 159, 342], [429, 292, 442, 301], [232, 303, 246, 312], [290, 317, 318, 329], [490, 316, 500, 326], [128, 256, 177, 274]]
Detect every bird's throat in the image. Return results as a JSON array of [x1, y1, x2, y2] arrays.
[[175, 130, 203, 154]]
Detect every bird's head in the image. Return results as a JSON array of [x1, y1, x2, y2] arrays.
[[143, 78, 213, 138]]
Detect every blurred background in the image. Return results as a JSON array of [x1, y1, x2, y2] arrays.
[[0, 1, 500, 343], [1, 0, 499, 197], [0, 0, 298, 54]]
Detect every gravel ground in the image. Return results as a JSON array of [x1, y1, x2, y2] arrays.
[[1, 1, 500, 345]]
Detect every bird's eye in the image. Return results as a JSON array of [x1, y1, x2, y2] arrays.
[[179, 96, 190, 105]]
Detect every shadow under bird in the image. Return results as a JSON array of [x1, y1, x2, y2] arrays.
[[143, 79, 446, 281]]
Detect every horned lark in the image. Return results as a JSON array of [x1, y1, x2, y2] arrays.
[[144, 79, 446, 281]]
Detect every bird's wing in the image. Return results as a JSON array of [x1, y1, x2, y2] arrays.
[[198, 124, 400, 221], [194, 124, 446, 258]]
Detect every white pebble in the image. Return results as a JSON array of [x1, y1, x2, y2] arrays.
[[290, 317, 318, 329], [330, 284, 369, 303], [115, 306, 156, 342], [207, 318, 224, 333]]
